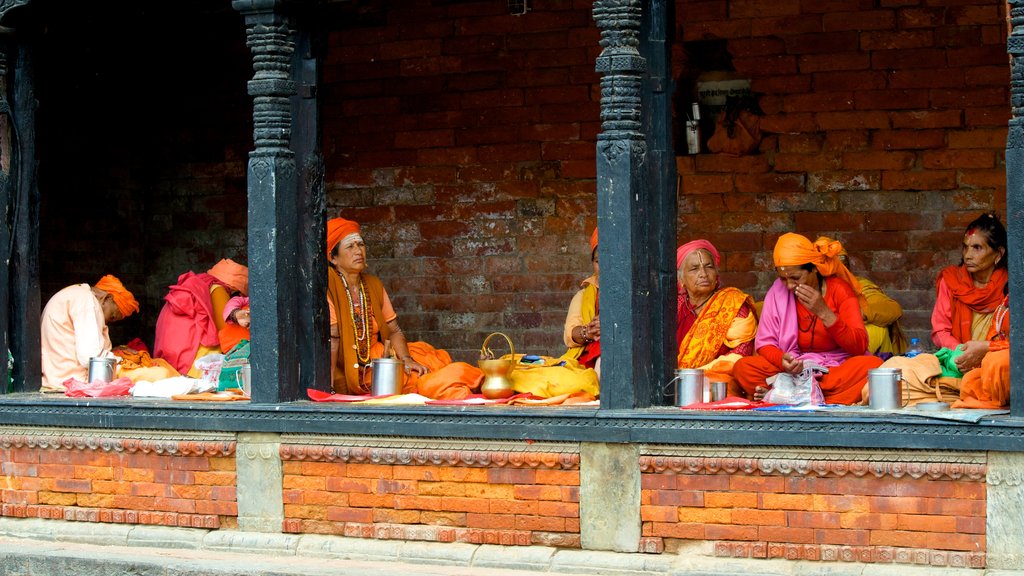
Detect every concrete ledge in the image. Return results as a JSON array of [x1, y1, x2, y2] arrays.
[[0, 518, 992, 576]]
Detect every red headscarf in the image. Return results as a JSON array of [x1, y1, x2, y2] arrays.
[[94, 275, 139, 318], [208, 259, 249, 296], [327, 217, 361, 258], [676, 239, 720, 270]]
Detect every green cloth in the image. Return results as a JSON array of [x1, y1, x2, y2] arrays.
[[934, 347, 965, 379]]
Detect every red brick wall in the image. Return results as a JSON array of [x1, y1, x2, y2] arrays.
[[0, 433, 237, 529], [640, 453, 987, 567], [281, 444, 581, 547]]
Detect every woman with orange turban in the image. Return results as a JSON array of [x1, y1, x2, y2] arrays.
[[40, 275, 140, 392], [154, 258, 248, 376], [326, 217, 483, 398], [733, 233, 882, 404]]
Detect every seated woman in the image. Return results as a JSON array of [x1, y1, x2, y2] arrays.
[[733, 234, 882, 404], [326, 217, 482, 399], [955, 291, 1009, 409], [932, 212, 1007, 374], [154, 258, 248, 377], [675, 240, 756, 393], [562, 227, 601, 375]]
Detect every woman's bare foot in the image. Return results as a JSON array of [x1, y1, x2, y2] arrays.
[[753, 385, 769, 402]]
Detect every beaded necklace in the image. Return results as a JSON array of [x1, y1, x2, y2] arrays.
[[340, 274, 371, 364]]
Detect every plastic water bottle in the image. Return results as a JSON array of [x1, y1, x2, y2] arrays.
[[906, 338, 923, 358]]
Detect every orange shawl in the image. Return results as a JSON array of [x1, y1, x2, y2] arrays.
[[677, 287, 753, 369], [327, 270, 390, 394], [938, 265, 1007, 344]]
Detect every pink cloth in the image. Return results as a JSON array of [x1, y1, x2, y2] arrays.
[[755, 279, 851, 368], [223, 296, 250, 323], [64, 376, 133, 398], [931, 278, 959, 349], [676, 240, 720, 270], [153, 272, 225, 374]]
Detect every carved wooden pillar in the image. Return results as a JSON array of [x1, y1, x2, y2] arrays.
[[233, 0, 302, 402], [593, 1, 658, 409], [1007, 0, 1024, 418]]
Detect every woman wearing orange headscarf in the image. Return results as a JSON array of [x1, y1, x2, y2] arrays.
[[562, 227, 601, 372], [153, 258, 248, 376], [675, 240, 756, 392], [932, 213, 1008, 374], [326, 217, 482, 398], [733, 233, 882, 404]]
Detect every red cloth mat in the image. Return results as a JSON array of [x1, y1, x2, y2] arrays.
[[678, 396, 775, 410]]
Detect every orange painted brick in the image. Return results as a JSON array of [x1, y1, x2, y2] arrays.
[[153, 497, 197, 514], [171, 485, 212, 500], [418, 481, 467, 497], [302, 489, 348, 507], [648, 522, 703, 539], [678, 475, 730, 491], [112, 495, 155, 510], [813, 528, 870, 546], [119, 469, 155, 482], [786, 511, 840, 529], [327, 506, 373, 523], [440, 496, 491, 513], [53, 478, 91, 493], [394, 495, 443, 511], [438, 468, 488, 483], [785, 477, 842, 496], [839, 512, 897, 530], [211, 486, 235, 501], [641, 506, 677, 523], [194, 501, 237, 516], [76, 494, 116, 508], [512, 485, 562, 501], [953, 482, 987, 500], [648, 490, 703, 507], [299, 462, 346, 477], [490, 499, 539, 515], [562, 486, 579, 503], [956, 516, 985, 535], [761, 493, 814, 510], [897, 513, 957, 533], [757, 526, 813, 544], [325, 477, 372, 493], [467, 513, 516, 530], [91, 480, 131, 495], [537, 501, 578, 518], [870, 496, 929, 514], [372, 509, 422, 524], [121, 454, 170, 470], [705, 492, 758, 509], [535, 470, 579, 486], [729, 476, 784, 493], [349, 493, 395, 508], [894, 480, 956, 499], [565, 517, 580, 533], [834, 477, 900, 497], [704, 524, 759, 541], [376, 479, 417, 495], [392, 467, 439, 481], [168, 456, 211, 472], [285, 504, 328, 520], [283, 489, 303, 505], [282, 462, 303, 475], [515, 515, 564, 532], [641, 474, 675, 490], [38, 464, 76, 479], [465, 483, 514, 499], [869, 529, 930, 549], [1, 490, 37, 505], [208, 458, 235, 471], [193, 471, 234, 486], [676, 507, 731, 524], [420, 511, 467, 527], [153, 470, 196, 486], [730, 508, 786, 526], [73, 466, 114, 481], [487, 468, 536, 485], [346, 464, 394, 479]]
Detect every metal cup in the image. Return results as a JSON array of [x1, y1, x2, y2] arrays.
[[87, 357, 117, 383], [868, 368, 906, 410], [672, 369, 705, 407], [710, 381, 727, 402], [370, 358, 404, 396]]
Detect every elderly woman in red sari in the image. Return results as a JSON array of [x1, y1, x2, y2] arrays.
[[675, 240, 756, 391], [733, 234, 882, 404], [932, 213, 1008, 373], [326, 217, 482, 399]]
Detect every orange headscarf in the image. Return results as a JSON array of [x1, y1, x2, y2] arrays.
[[327, 217, 361, 258], [589, 227, 598, 253], [773, 233, 863, 300], [208, 259, 249, 296], [94, 275, 140, 318]]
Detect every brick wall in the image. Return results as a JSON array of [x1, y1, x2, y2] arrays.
[[640, 451, 987, 567], [281, 443, 581, 547], [0, 432, 237, 529]]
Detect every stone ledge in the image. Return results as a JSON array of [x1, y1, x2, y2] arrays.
[[0, 518, 990, 575]]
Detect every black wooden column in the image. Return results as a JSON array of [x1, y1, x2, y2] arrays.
[[640, 0, 676, 403], [289, 8, 328, 393], [593, 1, 658, 409], [233, 0, 301, 402], [1007, 0, 1024, 418], [9, 41, 39, 392]]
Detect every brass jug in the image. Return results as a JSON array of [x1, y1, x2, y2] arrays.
[[478, 332, 516, 399]]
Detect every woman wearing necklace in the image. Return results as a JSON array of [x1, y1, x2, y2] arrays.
[[733, 233, 882, 404], [326, 218, 482, 397], [931, 213, 1008, 374], [675, 240, 756, 392]]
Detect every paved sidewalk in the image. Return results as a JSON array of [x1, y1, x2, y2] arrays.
[[0, 518, 1004, 576]]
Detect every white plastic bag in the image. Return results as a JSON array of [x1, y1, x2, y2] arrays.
[[764, 365, 826, 406], [194, 353, 225, 389]]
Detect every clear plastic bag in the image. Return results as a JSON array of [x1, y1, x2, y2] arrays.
[[194, 353, 225, 389], [764, 366, 825, 406]]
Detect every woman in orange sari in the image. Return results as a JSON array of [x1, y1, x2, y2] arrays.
[[931, 213, 1008, 374], [326, 217, 482, 399], [675, 240, 756, 391], [955, 292, 1009, 408]]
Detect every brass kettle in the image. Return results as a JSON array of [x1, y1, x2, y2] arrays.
[[478, 332, 516, 399]]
